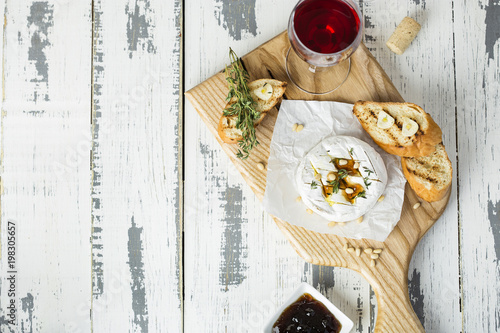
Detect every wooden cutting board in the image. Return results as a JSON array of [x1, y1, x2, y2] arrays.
[[186, 32, 451, 333]]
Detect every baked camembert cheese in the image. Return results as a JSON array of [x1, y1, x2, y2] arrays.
[[296, 136, 388, 222]]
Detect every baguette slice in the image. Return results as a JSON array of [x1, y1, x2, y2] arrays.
[[402, 143, 452, 202], [353, 101, 442, 157], [218, 79, 287, 143]]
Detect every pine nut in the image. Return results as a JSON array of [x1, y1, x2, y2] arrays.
[[356, 216, 363, 223], [347, 247, 355, 253], [371, 253, 379, 259], [343, 243, 349, 251], [328, 221, 337, 227], [256, 162, 265, 171], [296, 124, 304, 132], [355, 248, 361, 257], [345, 188, 354, 194], [292, 123, 298, 131], [413, 202, 421, 209], [338, 222, 346, 226], [353, 162, 360, 169], [373, 248, 383, 254], [370, 259, 376, 267], [338, 159, 348, 166], [314, 173, 321, 181], [378, 195, 385, 202], [296, 196, 302, 202], [306, 208, 313, 215], [327, 172, 336, 181], [364, 248, 373, 254]]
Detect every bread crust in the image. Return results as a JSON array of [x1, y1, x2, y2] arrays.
[[218, 79, 286, 143], [401, 144, 452, 202], [353, 101, 443, 157]]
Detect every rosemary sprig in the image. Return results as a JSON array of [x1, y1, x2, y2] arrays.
[[223, 48, 260, 159]]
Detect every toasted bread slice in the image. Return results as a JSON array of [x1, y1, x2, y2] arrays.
[[353, 101, 442, 157], [218, 79, 287, 143], [402, 143, 452, 202]]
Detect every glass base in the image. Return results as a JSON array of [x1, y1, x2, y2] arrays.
[[285, 47, 351, 95]]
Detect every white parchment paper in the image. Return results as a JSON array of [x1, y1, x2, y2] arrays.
[[262, 100, 406, 241]]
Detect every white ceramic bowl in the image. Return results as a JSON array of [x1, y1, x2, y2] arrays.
[[263, 282, 354, 333]]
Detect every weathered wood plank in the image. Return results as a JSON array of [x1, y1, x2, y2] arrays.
[[454, 0, 500, 331], [91, 0, 182, 331], [0, 1, 92, 331], [360, 0, 462, 331]]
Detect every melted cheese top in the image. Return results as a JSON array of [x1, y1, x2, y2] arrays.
[[296, 136, 387, 222]]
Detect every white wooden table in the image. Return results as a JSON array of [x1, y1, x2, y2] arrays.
[[0, 0, 498, 332]]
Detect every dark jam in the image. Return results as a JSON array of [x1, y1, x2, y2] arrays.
[[272, 293, 342, 333]]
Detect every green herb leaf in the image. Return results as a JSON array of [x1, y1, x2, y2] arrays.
[[363, 177, 372, 188], [363, 167, 374, 176], [337, 169, 349, 180], [355, 191, 367, 199], [327, 180, 340, 194], [311, 181, 318, 189], [223, 48, 261, 159]]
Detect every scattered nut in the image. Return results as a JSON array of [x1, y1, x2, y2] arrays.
[[356, 216, 364, 223], [378, 195, 385, 202], [345, 188, 354, 194], [370, 253, 379, 259], [413, 202, 421, 210], [327, 172, 336, 181], [338, 222, 346, 226], [314, 173, 321, 181], [295, 196, 302, 202], [296, 124, 304, 132], [256, 162, 265, 171], [347, 247, 355, 253], [373, 248, 383, 254], [343, 243, 349, 251], [328, 221, 337, 227], [353, 162, 360, 169], [306, 208, 314, 215], [364, 248, 373, 254], [370, 259, 376, 267], [355, 248, 361, 257], [292, 123, 298, 131], [338, 159, 348, 166]]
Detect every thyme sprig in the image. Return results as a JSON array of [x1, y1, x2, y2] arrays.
[[223, 48, 260, 159]]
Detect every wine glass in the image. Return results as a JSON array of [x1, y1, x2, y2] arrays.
[[286, 0, 363, 95]]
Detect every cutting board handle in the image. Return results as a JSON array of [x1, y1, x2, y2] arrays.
[[363, 260, 425, 333]]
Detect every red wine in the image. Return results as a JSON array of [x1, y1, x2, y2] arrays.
[[294, 0, 361, 54]]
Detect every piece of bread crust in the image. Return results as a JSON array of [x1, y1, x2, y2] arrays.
[[402, 143, 452, 202], [353, 101, 442, 157], [218, 79, 287, 143]]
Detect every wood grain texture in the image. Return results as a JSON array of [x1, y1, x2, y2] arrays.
[[186, 32, 451, 332], [91, 0, 182, 332], [0, 1, 92, 331]]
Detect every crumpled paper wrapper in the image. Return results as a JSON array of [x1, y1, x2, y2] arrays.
[[262, 100, 406, 241]]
